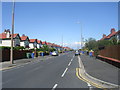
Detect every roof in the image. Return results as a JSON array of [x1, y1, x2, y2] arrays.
[[37, 40, 42, 44], [10, 34, 19, 38], [100, 29, 119, 40], [42, 41, 47, 44], [29, 39, 37, 43], [106, 32, 117, 39], [0, 33, 7, 39], [46, 42, 53, 46], [20, 36, 29, 41], [0, 33, 19, 39]]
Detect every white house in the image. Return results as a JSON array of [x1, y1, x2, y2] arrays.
[[29, 39, 37, 49], [37, 40, 42, 49], [0, 29, 21, 47], [20, 34, 29, 48]]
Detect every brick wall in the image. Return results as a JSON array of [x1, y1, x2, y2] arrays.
[[1, 49, 32, 62]]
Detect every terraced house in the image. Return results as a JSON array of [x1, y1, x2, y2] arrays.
[[100, 28, 120, 42], [37, 40, 42, 49], [29, 39, 37, 49], [20, 34, 30, 48], [0, 29, 21, 47]]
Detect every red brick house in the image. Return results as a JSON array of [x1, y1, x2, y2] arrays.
[[100, 28, 120, 42]]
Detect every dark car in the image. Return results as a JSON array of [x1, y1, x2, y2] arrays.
[[75, 50, 80, 56]]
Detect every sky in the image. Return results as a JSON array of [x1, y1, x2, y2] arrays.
[[2, 2, 118, 49]]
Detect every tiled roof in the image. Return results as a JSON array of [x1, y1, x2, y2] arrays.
[[42, 41, 46, 44], [37, 40, 42, 44], [10, 34, 19, 38], [0, 33, 7, 39], [100, 29, 119, 40], [106, 32, 117, 39], [0, 33, 19, 39], [20, 36, 28, 41], [30, 39, 37, 43]]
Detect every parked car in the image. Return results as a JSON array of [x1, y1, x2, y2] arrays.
[[75, 50, 80, 56], [51, 51, 59, 56]]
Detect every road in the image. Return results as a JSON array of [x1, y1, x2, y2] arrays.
[[2, 52, 89, 89]]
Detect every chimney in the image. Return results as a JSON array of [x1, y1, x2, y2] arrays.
[[22, 34, 25, 36], [103, 34, 106, 38], [4, 29, 10, 38], [111, 28, 115, 34]]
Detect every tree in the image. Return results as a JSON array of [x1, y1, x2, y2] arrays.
[[84, 38, 97, 50]]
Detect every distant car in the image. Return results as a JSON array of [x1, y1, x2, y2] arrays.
[[51, 51, 59, 56], [75, 50, 80, 56]]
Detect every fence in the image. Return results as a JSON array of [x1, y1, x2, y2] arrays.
[[98, 45, 120, 68], [0, 49, 32, 62], [98, 45, 120, 60]]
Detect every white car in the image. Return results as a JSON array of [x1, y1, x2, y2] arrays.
[[51, 51, 59, 56], [75, 50, 80, 56]]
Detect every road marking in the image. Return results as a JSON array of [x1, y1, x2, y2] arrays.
[[52, 84, 58, 90], [61, 68, 68, 77], [71, 55, 74, 62], [87, 83, 93, 90], [76, 68, 106, 89], [87, 83, 91, 87], [68, 62, 71, 66]]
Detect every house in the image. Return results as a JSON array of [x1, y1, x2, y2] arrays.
[[100, 28, 120, 42], [29, 39, 37, 49], [46, 42, 53, 48], [37, 40, 42, 49], [41, 41, 47, 47], [20, 34, 29, 48], [0, 29, 21, 47]]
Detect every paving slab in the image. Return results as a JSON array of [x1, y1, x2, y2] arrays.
[[80, 55, 119, 85]]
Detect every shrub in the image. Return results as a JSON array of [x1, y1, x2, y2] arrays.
[[0, 46, 11, 50], [14, 46, 25, 50]]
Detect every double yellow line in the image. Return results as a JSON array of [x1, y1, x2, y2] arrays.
[[0, 66, 16, 71], [76, 68, 108, 90]]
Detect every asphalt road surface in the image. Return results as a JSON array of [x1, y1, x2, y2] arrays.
[[2, 52, 88, 89]]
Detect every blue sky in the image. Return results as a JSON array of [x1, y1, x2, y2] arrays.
[[2, 2, 118, 49]]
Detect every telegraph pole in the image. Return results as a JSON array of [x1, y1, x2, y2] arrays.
[[10, 0, 15, 64], [80, 23, 82, 49], [76, 21, 83, 49], [62, 35, 63, 53]]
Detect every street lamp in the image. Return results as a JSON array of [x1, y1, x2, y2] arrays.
[[10, 0, 15, 64], [76, 21, 83, 49]]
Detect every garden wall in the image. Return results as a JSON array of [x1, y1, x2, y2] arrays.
[[0, 49, 32, 62]]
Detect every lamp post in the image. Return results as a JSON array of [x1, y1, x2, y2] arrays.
[[76, 21, 83, 49], [62, 35, 63, 53], [10, 0, 15, 64]]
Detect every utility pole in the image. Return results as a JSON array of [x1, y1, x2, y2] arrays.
[[80, 23, 82, 49], [62, 35, 63, 53], [76, 21, 83, 49], [10, 0, 15, 64]]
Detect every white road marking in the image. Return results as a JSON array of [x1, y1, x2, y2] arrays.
[[71, 55, 74, 61], [87, 83, 91, 86], [87, 83, 93, 90], [68, 62, 71, 66], [61, 68, 68, 77], [52, 84, 58, 90]]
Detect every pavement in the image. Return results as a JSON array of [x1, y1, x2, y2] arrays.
[[80, 54, 120, 85], [0, 55, 52, 71]]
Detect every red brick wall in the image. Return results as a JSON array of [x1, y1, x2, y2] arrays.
[[98, 45, 120, 60], [1, 49, 32, 62]]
